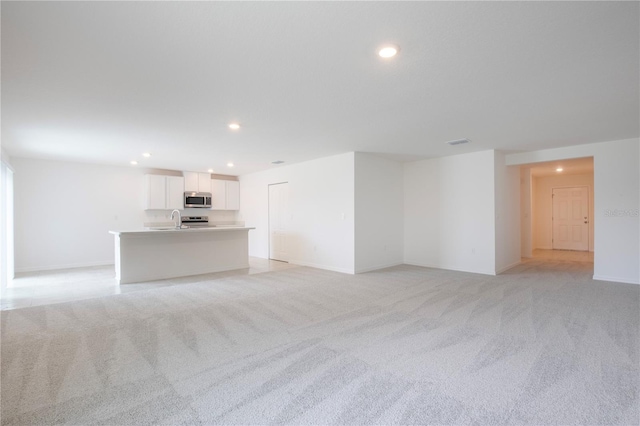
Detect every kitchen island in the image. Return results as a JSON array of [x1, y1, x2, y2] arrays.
[[109, 227, 254, 284]]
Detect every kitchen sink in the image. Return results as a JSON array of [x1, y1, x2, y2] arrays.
[[148, 226, 189, 230]]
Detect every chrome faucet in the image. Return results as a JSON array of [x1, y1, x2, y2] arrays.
[[170, 209, 182, 229]]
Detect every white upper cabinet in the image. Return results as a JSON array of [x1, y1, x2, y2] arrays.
[[211, 179, 227, 210], [166, 176, 185, 210], [198, 173, 211, 193], [226, 180, 240, 210], [144, 174, 185, 210], [184, 172, 198, 192], [183, 171, 211, 193], [211, 179, 240, 210], [145, 175, 166, 210]]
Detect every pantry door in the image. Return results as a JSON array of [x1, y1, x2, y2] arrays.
[[552, 186, 589, 251], [268, 183, 289, 262]]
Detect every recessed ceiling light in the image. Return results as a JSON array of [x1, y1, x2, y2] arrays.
[[130, 160, 138, 165], [556, 167, 563, 172], [227, 162, 234, 167], [142, 152, 151, 158], [228, 123, 240, 130], [378, 44, 400, 58], [207, 169, 214, 173]]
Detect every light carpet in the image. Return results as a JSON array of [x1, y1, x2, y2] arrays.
[[1, 261, 638, 425]]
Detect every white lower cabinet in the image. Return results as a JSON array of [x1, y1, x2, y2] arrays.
[[145, 175, 185, 210], [211, 179, 240, 210]]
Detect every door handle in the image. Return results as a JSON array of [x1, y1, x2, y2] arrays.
[[584, 217, 589, 224]]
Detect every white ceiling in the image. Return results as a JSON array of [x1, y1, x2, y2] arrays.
[[529, 157, 593, 178], [2, 1, 638, 176]]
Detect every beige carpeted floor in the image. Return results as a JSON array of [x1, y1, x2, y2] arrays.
[[1, 259, 638, 425]]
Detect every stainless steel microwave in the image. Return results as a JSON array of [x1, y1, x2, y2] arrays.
[[184, 192, 212, 208]]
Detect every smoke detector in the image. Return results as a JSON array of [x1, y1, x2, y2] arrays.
[[445, 138, 471, 146]]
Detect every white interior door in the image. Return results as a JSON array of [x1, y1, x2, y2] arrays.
[[269, 183, 289, 262], [552, 186, 589, 251]]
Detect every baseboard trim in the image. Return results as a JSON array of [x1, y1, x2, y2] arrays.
[[495, 261, 522, 274], [592, 274, 640, 285], [355, 261, 404, 274], [291, 260, 354, 275], [403, 260, 496, 276], [15, 261, 114, 274], [118, 263, 250, 285]]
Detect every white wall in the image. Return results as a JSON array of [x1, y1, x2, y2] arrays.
[[494, 151, 521, 273], [520, 167, 533, 258], [12, 138, 637, 285], [507, 138, 639, 284], [12, 158, 236, 272], [239, 152, 355, 274], [1, 149, 14, 168], [354, 153, 403, 273], [532, 173, 594, 251], [404, 150, 496, 275], [13, 158, 143, 272]]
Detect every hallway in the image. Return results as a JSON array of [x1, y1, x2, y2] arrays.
[[529, 248, 594, 264]]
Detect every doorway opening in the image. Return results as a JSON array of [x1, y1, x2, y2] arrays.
[[520, 157, 594, 265], [268, 182, 289, 262], [1, 159, 15, 291]]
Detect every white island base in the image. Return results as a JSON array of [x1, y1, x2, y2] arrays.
[[109, 227, 254, 284]]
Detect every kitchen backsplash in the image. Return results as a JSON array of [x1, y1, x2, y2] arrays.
[[143, 209, 240, 225]]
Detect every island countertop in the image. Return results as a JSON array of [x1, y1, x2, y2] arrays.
[[109, 226, 255, 236], [110, 226, 255, 284]]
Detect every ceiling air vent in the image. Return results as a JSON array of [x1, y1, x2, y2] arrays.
[[271, 160, 285, 165], [445, 138, 471, 146]]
